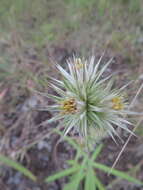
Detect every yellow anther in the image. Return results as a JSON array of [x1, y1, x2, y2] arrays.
[[112, 97, 124, 110], [112, 97, 121, 103], [75, 58, 83, 69], [60, 98, 77, 114]]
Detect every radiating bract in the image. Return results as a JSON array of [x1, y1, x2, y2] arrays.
[[45, 56, 135, 147]]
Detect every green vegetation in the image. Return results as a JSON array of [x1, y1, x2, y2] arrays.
[[0, 0, 142, 48], [0, 0, 143, 189], [0, 154, 36, 181], [45, 134, 143, 189]]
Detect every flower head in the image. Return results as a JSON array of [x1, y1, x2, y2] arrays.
[[46, 56, 134, 147], [60, 98, 77, 114]]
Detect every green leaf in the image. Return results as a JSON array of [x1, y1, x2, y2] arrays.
[[64, 157, 87, 190], [91, 144, 103, 161], [64, 169, 85, 190], [93, 162, 143, 185], [67, 159, 79, 167], [85, 167, 96, 190], [45, 167, 78, 183], [0, 154, 36, 181], [94, 175, 105, 190]]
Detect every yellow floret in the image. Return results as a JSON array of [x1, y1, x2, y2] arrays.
[[75, 58, 83, 69], [112, 97, 124, 110], [60, 98, 77, 114]]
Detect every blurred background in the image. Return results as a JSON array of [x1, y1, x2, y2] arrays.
[[0, 0, 143, 190]]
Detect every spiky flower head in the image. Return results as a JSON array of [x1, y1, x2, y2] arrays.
[[46, 55, 134, 147]]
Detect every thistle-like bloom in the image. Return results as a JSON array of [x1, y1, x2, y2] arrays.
[[45, 56, 135, 146]]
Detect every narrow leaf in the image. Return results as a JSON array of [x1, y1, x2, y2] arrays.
[[94, 175, 105, 190], [93, 162, 143, 185], [91, 144, 103, 161], [64, 171, 85, 190], [45, 167, 78, 183], [85, 168, 96, 190], [0, 155, 36, 181]]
